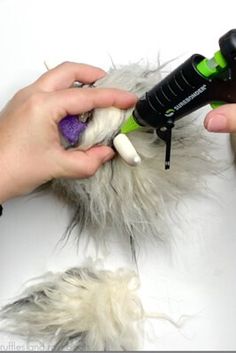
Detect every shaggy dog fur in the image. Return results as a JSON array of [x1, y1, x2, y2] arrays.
[[51, 63, 215, 246]]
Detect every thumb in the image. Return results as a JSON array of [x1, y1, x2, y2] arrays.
[[56, 145, 115, 179], [204, 104, 236, 133]]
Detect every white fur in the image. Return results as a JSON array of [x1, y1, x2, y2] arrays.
[[0, 266, 143, 351], [79, 106, 126, 149]]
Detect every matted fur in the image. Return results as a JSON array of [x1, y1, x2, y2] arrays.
[[52, 63, 216, 245], [0, 266, 143, 351]]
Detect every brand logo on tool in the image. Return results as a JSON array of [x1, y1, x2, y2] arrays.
[[165, 84, 207, 116], [164, 109, 175, 117]]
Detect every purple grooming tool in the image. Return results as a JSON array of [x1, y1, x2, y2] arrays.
[[59, 115, 87, 146]]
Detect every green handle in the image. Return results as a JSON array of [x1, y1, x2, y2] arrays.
[[120, 114, 142, 134]]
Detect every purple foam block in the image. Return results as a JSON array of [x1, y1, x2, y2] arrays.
[[59, 115, 87, 145]]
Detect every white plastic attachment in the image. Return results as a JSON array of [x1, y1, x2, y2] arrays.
[[113, 133, 141, 166]]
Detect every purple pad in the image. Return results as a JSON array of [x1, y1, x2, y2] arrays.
[[59, 115, 87, 145]]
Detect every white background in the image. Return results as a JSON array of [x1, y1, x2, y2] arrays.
[[0, 0, 236, 350]]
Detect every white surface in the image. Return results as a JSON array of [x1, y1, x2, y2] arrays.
[[0, 0, 236, 350]]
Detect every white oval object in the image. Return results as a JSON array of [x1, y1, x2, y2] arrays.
[[113, 133, 141, 166]]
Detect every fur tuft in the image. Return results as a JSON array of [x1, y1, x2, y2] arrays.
[[52, 63, 219, 245], [0, 266, 143, 351]]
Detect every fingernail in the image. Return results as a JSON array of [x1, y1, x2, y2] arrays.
[[205, 114, 227, 132]]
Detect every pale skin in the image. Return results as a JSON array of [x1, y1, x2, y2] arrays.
[[0, 62, 235, 205]]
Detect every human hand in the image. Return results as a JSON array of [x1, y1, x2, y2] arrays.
[[0, 62, 137, 203], [204, 104, 236, 133]]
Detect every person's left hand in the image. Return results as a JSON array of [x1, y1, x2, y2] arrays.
[[0, 62, 137, 203]]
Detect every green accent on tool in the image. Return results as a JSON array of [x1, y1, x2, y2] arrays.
[[120, 114, 142, 134], [196, 50, 227, 78]]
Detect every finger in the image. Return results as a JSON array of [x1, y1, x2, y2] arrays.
[[34, 62, 106, 92], [204, 104, 236, 133], [56, 146, 115, 179], [48, 87, 137, 122]]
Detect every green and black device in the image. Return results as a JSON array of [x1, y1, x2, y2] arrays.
[[120, 29, 236, 169]]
